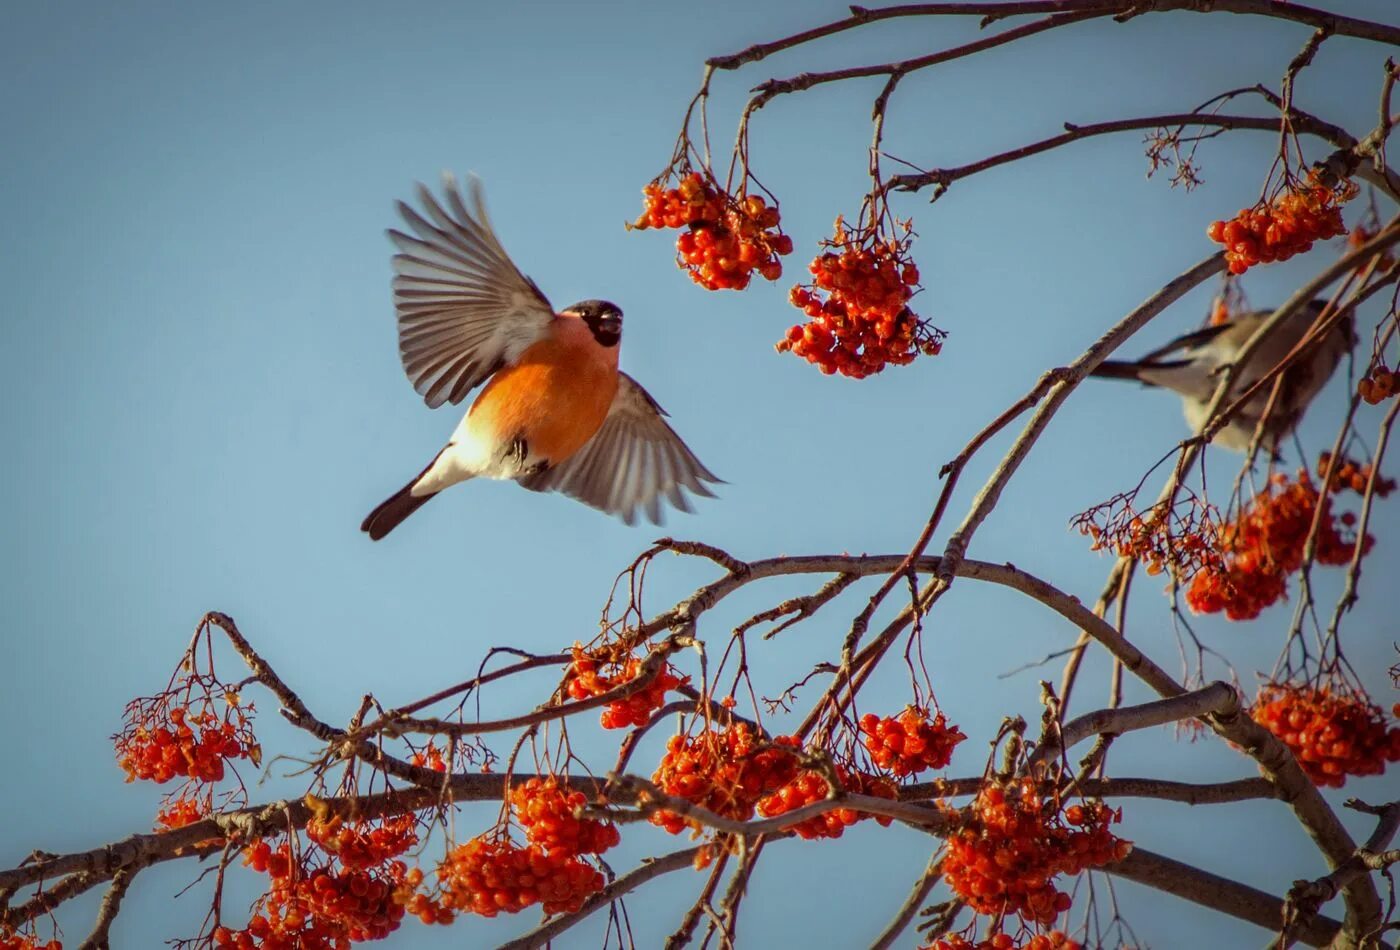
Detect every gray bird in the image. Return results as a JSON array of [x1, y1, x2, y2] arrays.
[[1090, 300, 1352, 451]]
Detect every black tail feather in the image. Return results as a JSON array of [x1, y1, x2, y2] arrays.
[[1089, 359, 1148, 382], [361, 482, 438, 540], [363, 447, 453, 541]]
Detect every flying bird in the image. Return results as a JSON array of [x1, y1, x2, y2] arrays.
[[1089, 300, 1352, 452], [362, 175, 719, 540]]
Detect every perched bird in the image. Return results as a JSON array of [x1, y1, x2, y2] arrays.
[[362, 175, 719, 540], [1089, 300, 1352, 452]]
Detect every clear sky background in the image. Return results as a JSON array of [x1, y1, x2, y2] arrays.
[[3, 1, 1398, 947]]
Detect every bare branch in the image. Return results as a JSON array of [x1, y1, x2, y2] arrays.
[[598, 773, 949, 837], [1031, 681, 1239, 766], [78, 869, 133, 950], [1106, 846, 1345, 948], [704, 2, 1400, 72], [0, 773, 591, 897], [377, 637, 689, 737], [1284, 799, 1400, 947], [889, 111, 1354, 197]]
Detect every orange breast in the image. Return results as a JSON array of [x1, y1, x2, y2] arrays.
[[466, 337, 619, 464]]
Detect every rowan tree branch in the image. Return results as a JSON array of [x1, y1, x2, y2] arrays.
[[0, 773, 593, 899], [1031, 681, 1239, 766], [596, 773, 949, 836], [77, 869, 132, 950], [887, 110, 1358, 199], [1106, 845, 1347, 948], [1284, 799, 1400, 948], [374, 636, 690, 738], [704, 1, 1400, 72]]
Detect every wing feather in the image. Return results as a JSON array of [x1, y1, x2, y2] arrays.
[[518, 374, 721, 524], [389, 174, 555, 408]]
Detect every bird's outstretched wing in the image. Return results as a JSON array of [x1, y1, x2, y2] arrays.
[[1136, 322, 1234, 365], [518, 373, 721, 525], [389, 174, 555, 408]]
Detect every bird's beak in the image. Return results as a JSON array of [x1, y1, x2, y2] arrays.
[[599, 315, 621, 335]]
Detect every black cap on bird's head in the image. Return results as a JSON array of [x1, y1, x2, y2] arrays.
[[565, 299, 623, 347]]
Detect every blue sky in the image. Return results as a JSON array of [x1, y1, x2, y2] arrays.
[[2, 1, 1397, 946]]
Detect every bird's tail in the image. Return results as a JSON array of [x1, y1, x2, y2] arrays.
[[1089, 360, 1149, 383], [361, 481, 438, 540], [362, 448, 463, 541]]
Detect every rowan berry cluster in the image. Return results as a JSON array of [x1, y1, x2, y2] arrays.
[[1317, 452, 1395, 497], [755, 766, 896, 840], [409, 744, 448, 772], [434, 836, 604, 918], [1206, 173, 1354, 274], [566, 646, 688, 729], [858, 708, 966, 777], [942, 782, 1130, 927], [632, 172, 793, 291], [0, 936, 61, 950], [400, 868, 453, 926], [509, 777, 621, 857], [649, 724, 800, 834], [306, 815, 419, 873], [156, 793, 209, 831], [221, 823, 418, 948], [779, 221, 943, 378], [1250, 684, 1400, 788], [1186, 470, 1372, 621], [924, 931, 1082, 950], [1076, 494, 1224, 580], [1359, 363, 1398, 404], [115, 694, 258, 785]]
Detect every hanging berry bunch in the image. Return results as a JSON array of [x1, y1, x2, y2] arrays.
[[631, 169, 793, 291], [780, 212, 944, 378], [565, 644, 688, 729], [509, 777, 621, 857], [395, 772, 618, 926], [155, 794, 207, 831], [0, 934, 61, 950], [1186, 465, 1377, 621], [432, 834, 605, 918], [1249, 681, 1400, 787], [114, 683, 258, 786], [755, 764, 896, 840], [220, 814, 421, 947], [409, 743, 449, 772], [942, 781, 1131, 929], [858, 707, 966, 778], [1359, 360, 1398, 404], [1206, 168, 1355, 274], [1316, 452, 1396, 497], [648, 722, 800, 834], [923, 929, 1083, 950], [306, 813, 419, 873], [1346, 199, 1398, 403], [1074, 492, 1225, 581]]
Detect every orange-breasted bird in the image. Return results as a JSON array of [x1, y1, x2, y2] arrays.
[[361, 175, 719, 540]]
